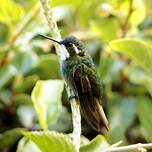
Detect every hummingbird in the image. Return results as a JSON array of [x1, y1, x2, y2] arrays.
[[40, 34, 109, 134]]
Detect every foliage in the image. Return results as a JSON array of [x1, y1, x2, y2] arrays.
[[110, 39, 152, 76], [31, 80, 64, 129], [22, 131, 77, 152], [0, 0, 152, 151]]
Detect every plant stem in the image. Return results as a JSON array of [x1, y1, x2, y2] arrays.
[[121, 0, 133, 37], [67, 87, 81, 151], [103, 143, 152, 152], [70, 98, 81, 151], [8, 3, 41, 50], [40, 0, 62, 57], [39, 0, 81, 151], [1, 4, 41, 66]]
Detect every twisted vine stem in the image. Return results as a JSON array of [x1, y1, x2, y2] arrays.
[[39, 0, 81, 151]]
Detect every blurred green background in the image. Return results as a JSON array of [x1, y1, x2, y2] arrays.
[[0, 0, 152, 151]]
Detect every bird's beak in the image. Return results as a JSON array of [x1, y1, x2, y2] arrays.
[[39, 34, 61, 45]]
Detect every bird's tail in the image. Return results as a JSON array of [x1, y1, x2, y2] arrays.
[[80, 96, 109, 134], [73, 70, 109, 134]]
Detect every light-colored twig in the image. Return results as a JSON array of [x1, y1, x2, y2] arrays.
[[66, 86, 81, 151], [39, 0, 81, 151], [121, 0, 133, 37], [40, 0, 62, 56], [70, 98, 81, 151], [8, 4, 41, 50], [107, 141, 123, 149], [1, 4, 41, 66], [103, 143, 152, 152]]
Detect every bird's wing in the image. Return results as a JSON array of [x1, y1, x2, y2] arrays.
[[73, 65, 108, 133]]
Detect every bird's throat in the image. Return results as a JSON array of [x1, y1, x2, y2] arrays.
[[60, 45, 70, 61]]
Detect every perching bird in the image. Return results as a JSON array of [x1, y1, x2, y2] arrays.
[[40, 34, 109, 134]]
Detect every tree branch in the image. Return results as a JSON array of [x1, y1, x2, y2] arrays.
[[121, 0, 134, 37], [1, 4, 41, 66], [70, 98, 81, 150], [8, 4, 41, 50], [39, 0, 81, 151], [103, 142, 152, 152]]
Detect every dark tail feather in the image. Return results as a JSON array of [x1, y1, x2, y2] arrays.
[[79, 95, 109, 134], [73, 71, 108, 134], [80, 95, 99, 131], [95, 98, 109, 133]]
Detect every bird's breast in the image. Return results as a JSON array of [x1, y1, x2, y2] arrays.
[[61, 57, 78, 81], [61, 55, 94, 81]]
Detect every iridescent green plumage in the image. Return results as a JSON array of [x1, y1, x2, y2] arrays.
[[40, 34, 109, 134]]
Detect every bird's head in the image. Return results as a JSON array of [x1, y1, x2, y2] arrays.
[[40, 34, 86, 56]]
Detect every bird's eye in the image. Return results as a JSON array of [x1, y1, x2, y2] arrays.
[[68, 43, 73, 47]]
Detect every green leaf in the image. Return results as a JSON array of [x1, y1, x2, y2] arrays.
[[80, 135, 108, 152], [128, 66, 152, 95], [98, 56, 126, 83], [0, 0, 25, 26], [80, 135, 90, 146], [119, 0, 146, 26], [23, 131, 76, 152], [12, 51, 38, 75], [13, 93, 33, 107], [138, 17, 152, 30], [17, 105, 36, 128], [137, 96, 152, 141], [106, 96, 136, 143], [77, 0, 100, 25], [16, 0, 37, 11], [32, 54, 61, 79], [51, 0, 82, 7], [0, 64, 17, 89], [13, 75, 40, 93], [91, 16, 118, 42], [50, 106, 72, 132], [110, 39, 152, 76], [0, 23, 9, 44], [0, 128, 24, 151], [31, 80, 64, 130], [17, 137, 41, 152], [0, 89, 12, 105]]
